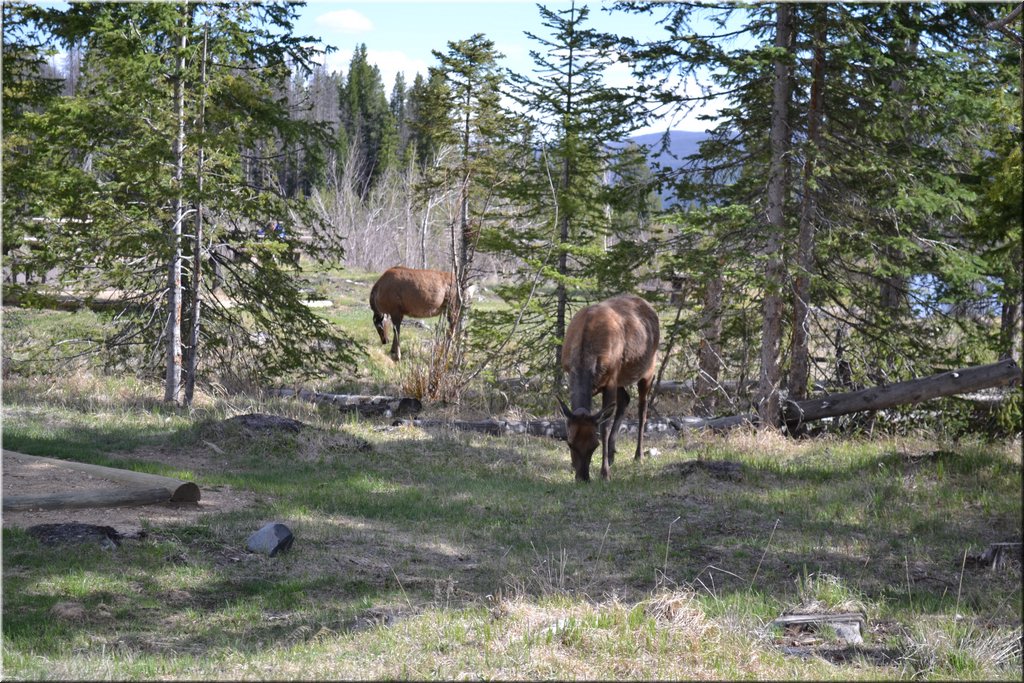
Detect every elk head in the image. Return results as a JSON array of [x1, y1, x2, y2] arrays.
[[559, 397, 615, 482], [372, 313, 391, 345]]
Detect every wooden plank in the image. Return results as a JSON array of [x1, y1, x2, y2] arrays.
[[772, 612, 865, 627], [3, 487, 171, 512], [2, 450, 200, 503]]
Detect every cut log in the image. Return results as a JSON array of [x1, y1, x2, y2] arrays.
[[782, 360, 1022, 430], [2, 450, 200, 504], [4, 487, 171, 512]]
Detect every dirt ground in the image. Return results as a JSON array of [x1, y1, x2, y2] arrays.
[[2, 447, 256, 536]]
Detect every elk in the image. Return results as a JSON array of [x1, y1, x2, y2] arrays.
[[369, 266, 457, 361], [558, 294, 660, 482]]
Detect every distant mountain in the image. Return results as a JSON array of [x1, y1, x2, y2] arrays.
[[629, 130, 707, 165], [627, 130, 709, 207]]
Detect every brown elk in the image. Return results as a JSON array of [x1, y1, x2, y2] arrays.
[[369, 266, 457, 361], [558, 294, 660, 482]]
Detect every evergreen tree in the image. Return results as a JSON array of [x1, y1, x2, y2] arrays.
[[474, 3, 644, 390], [406, 69, 455, 170], [390, 71, 413, 165], [339, 44, 398, 198], [3, 2, 361, 402], [618, 1, 1018, 428], [430, 33, 507, 306]]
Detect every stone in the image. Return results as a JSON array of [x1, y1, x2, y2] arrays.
[[227, 413, 305, 433], [27, 522, 125, 549], [246, 522, 294, 556]]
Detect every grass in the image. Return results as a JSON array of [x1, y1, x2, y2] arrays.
[[3, 268, 1022, 679], [3, 380, 1021, 679]]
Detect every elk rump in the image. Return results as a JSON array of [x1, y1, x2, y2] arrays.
[[369, 266, 456, 361]]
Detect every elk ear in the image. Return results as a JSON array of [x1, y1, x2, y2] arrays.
[[594, 403, 616, 425], [557, 396, 573, 418]]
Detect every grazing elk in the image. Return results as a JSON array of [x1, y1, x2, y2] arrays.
[[558, 294, 660, 482], [369, 266, 457, 361]]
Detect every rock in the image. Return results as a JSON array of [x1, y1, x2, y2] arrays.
[[832, 621, 863, 645], [247, 522, 294, 557], [227, 413, 305, 433], [27, 522, 126, 549]]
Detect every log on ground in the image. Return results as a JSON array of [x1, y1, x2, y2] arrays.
[[2, 450, 200, 505], [782, 360, 1022, 429], [271, 388, 422, 417], [4, 487, 172, 512]]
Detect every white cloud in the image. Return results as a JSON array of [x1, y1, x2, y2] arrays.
[[316, 9, 373, 34], [368, 49, 430, 91]]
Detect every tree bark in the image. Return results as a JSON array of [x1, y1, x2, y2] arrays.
[[4, 487, 173, 512], [1000, 300, 1022, 364], [696, 270, 725, 416], [184, 26, 208, 407], [788, 5, 826, 406], [3, 450, 200, 504], [758, 2, 793, 428], [164, 17, 187, 404], [554, 19, 576, 388]]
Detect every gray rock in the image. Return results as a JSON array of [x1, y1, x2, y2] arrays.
[[27, 522, 129, 548], [833, 621, 863, 645], [247, 522, 294, 556]]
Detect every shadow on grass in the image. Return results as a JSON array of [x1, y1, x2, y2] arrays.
[[3, 405, 1021, 662]]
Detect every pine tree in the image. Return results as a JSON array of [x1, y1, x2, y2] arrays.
[[3, 2, 361, 401], [340, 44, 399, 198], [430, 33, 507, 309], [617, 1, 1020, 429], [473, 4, 645, 391]]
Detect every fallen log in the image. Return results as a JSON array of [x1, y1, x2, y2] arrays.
[[2, 450, 200, 506], [392, 413, 758, 439], [4, 487, 172, 512], [782, 360, 1022, 430], [270, 388, 422, 418], [393, 417, 567, 438]]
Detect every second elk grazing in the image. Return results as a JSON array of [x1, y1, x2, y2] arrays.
[[369, 266, 457, 361], [559, 294, 660, 482]]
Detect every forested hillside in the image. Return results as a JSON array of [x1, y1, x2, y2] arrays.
[[2, 1, 1020, 432]]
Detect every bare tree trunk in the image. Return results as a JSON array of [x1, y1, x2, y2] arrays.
[[553, 25, 576, 389], [164, 20, 187, 404], [184, 27, 207, 407], [696, 270, 724, 416], [456, 103, 473, 318], [788, 5, 825, 405], [1000, 300, 1022, 363], [757, 2, 793, 428]]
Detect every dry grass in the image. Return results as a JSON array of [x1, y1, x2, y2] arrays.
[[3, 365, 1021, 680]]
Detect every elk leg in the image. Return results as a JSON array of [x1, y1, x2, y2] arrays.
[[390, 314, 404, 361], [599, 389, 617, 480], [635, 376, 652, 460], [610, 387, 626, 466]]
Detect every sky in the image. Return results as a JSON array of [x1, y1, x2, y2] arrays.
[[291, 0, 721, 134]]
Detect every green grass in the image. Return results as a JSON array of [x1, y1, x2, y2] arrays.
[[3, 383, 1021, 679], [3, 267, 1021, 679]]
